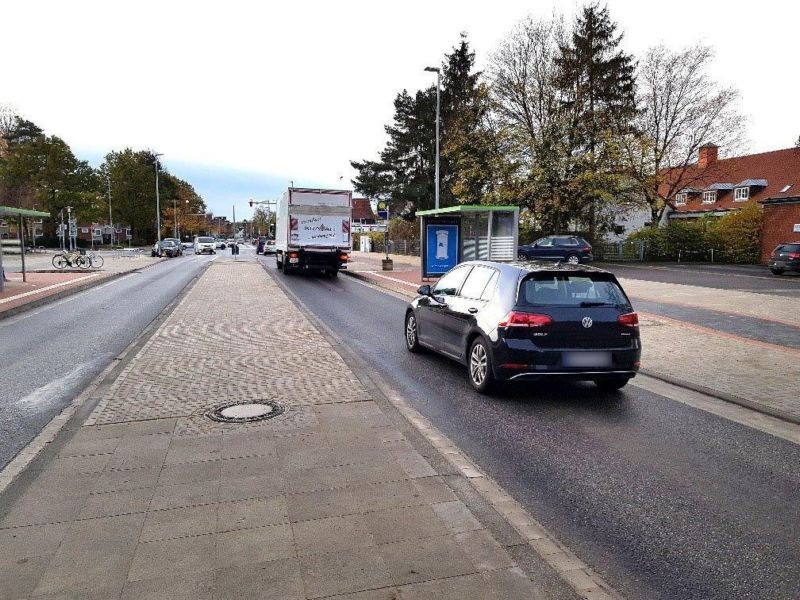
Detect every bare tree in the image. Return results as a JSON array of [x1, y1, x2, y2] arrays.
[[623, 44, 748, 224], [489, 15, 565, 159]]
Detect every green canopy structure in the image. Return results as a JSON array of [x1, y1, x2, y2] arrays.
[[0, 205, 51, 289]]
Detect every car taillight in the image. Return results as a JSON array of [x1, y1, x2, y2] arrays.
[[618, 312, 639, 327], [788, 252, 800, 259], [499, 311, 552, 328], [581, 246, 592, 253]]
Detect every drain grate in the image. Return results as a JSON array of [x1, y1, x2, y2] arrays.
[[205, 400, 285, 423]]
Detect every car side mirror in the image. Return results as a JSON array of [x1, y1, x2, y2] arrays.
[[417, 284, 432, 296]]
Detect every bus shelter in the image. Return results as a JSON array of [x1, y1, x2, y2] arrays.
[[416, 205, 519, 279], [0, 205, 51, 291]]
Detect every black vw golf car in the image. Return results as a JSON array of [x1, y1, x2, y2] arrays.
[[404, 261, 640, 393]]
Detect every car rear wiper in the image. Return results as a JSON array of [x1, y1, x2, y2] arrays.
[[579, 301, 615, 307]]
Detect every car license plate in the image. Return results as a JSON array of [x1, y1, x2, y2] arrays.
[[289, 258, 299, 264], [562, 351, 612, 368]]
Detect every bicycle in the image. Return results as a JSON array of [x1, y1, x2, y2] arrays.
[[52, 250, 90, 269], [85, 251, 104, 268]]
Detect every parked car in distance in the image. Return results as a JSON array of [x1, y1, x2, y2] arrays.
[[216, 238, 227, 250], [517, 236, 593, 264], [162, 238, 183, 256], [156, 240, 180, 258], [181, 240, 194, 250], [194, 236, 216, 254], [768, 243, 800, 275], [263, 239, 276, 254], [404, 260, 640, 393]]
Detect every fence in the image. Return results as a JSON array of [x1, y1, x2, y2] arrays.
[[595, 241, 730, 263]]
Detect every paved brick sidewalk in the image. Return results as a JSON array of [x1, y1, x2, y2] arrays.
[[0, 259, 566, 599], [345, 252, 800, 423]]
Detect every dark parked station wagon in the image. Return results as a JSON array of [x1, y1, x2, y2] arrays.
[[517, 236, 593, 264], [404, 261, 640, 393]]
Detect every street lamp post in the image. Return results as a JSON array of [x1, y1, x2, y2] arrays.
[[153, 153, 164, 242], [424, 66, 441, 210], [106, 173, 114, 247]]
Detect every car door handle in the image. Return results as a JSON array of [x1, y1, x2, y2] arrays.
[[468, 307, 478, 314]]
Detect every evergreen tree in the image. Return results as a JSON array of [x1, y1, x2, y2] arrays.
[[351, 35, 493, 215], [555, 3, 637, 239]]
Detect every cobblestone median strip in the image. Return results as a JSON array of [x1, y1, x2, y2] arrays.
[[0, 261, 589, 599]]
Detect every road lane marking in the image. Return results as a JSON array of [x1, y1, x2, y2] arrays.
[[632, 374, 800, 446], [15, 354, 111, 408]]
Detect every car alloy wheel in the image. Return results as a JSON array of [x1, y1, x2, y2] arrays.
[[468, 338, 494, 393], [567, 254, 580, 264], [405, 313, 421, 352]]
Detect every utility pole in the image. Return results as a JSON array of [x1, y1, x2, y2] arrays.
[[154, 153, 163, 242]]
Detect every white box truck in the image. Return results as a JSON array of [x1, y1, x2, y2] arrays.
[[275, 188, 352, 276]]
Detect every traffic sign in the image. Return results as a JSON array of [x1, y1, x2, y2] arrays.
[[377, 201, 389, 220]]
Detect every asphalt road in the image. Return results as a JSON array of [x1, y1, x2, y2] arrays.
[[601, 262, 800, 296], [262, 257, 800, 600], [0, 254, 212, 470]]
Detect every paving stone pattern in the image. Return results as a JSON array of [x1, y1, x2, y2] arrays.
[[0, 260, 550, 599]]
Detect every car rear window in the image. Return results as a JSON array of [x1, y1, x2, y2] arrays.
[[198, 237, 214, 243], [518, 273, 628, 307], [776, 243, 800, 252]]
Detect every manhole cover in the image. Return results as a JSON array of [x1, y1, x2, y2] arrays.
[[206, 400, 285, 423]]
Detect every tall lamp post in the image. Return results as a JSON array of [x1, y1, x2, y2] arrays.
[[424, 66, 441, 210], [153, 153, 164, 242], [105, 173, 114, 247]]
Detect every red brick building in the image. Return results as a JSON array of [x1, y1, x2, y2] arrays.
[[659, 145, 800, 262], [760, 197, 800, 262]]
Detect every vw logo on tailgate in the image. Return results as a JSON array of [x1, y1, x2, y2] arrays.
[[581, 317, 593, 328]]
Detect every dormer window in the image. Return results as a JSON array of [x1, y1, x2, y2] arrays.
[[780, 184, 792, 194], [734, 187, 749, 201], [702, 191, 717, 204], [675, 193, 688, 206]]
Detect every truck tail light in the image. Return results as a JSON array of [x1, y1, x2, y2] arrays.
[[499, 311, 552, 328], [288, 252, 298, 259], [339, 253, 349, 262], [618, 312, 639, 327]]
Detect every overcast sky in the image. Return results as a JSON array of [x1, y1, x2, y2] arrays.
[[4, 0, 798, 219]]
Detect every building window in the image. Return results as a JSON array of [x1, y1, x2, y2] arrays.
[[780, 184, 792, 194], [734, 187, 749, 201], [675, 193, 688, 206], [81, 227, 89, 233], [702, 191, 717, 204]]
